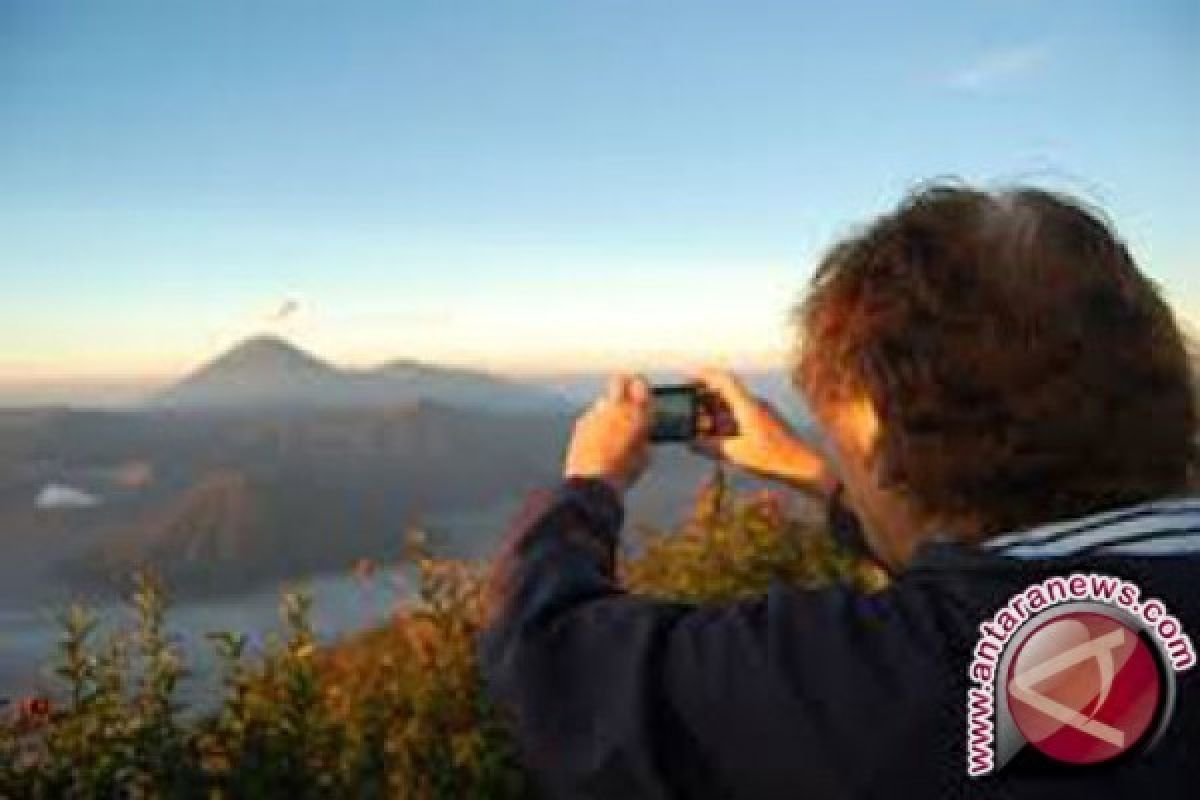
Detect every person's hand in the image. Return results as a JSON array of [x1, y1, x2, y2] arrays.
[[564, 374, 653, 494], [691, 368, 836, 497]]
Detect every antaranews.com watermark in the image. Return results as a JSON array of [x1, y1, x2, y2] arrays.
[[966, 573, 1195, 776]]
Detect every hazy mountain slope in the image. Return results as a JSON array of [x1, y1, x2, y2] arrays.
[[50, 402, 573, 598], [368, 359, 570, 413], [151, 335, 570, 413], [152, 335, 344, 409]]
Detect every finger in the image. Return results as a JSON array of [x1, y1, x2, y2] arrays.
[[627, 374, 651, 407], [607, 373, 635, 403], [605, 374, 624, 403], [694, 368, 756, 415]]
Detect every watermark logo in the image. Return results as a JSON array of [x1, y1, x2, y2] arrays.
[[1006, 610, 1162, 764], [966, 574, 1193, 776]]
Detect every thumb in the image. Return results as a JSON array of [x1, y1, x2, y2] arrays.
[[606, 373, 632, 403]]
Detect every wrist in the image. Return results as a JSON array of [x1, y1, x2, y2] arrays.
[[563, 470, 626, 498], [775, 440, 835, 497], [560, 475, 626, 537]]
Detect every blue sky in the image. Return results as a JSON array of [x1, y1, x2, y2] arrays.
[[1, 0, 1196, 394]]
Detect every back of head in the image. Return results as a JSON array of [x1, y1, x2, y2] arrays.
[[795, 184, 1199, 538]]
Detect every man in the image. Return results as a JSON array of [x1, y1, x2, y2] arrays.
[[479, 185, 1198, 798]]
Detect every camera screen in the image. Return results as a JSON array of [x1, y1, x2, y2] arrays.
[[651, 388, 697, 442]]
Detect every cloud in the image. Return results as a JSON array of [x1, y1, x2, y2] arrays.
[[268, 299, 300, 322], [946, 44, 1050, 90]]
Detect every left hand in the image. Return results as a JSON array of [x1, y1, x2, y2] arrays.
[[689, 368, 835, 497], [564, 373, 653, 494]]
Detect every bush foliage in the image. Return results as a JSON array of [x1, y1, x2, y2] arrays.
[[1, 473, 883, 798]]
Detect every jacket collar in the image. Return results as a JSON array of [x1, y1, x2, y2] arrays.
[[977, 495, 1200, 559]]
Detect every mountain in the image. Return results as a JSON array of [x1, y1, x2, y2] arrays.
[[0, 383, 713, 602], [366, 359, 572, 413], [151, 335, 570, 414], [152, 336, 345, 409]]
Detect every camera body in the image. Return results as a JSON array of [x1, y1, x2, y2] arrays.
[[650, 384, 738, 443]]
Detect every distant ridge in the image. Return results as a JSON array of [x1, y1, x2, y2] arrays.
[[150, 335, 570, 414]]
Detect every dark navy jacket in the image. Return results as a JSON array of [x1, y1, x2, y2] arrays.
[[479, 478, 1199, 799]]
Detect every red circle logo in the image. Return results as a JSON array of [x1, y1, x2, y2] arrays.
[[1005, 611, 1163, 765]]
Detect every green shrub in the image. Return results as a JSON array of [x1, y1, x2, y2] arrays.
[[624, 469, 888, 600], [0, 475, 881, 798]]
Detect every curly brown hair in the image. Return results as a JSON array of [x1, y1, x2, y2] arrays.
[[794, 184, 1198, 539]]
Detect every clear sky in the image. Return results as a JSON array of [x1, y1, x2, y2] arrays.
[[2, 0, 1196, 398]]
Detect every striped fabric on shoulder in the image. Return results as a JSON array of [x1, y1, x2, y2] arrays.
[[982, 496, 1200, 559]]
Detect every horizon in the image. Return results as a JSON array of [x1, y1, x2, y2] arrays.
[[0, 331, 791, 409], [3, 1, 1197, 400]]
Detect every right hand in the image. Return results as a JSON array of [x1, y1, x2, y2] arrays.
[[691, 368, 836, 497], [564, 373, 653, 495]]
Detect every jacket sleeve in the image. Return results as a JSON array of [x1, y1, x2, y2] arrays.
[[478, 477, 692, 798], [477, 478, 945, 800]]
